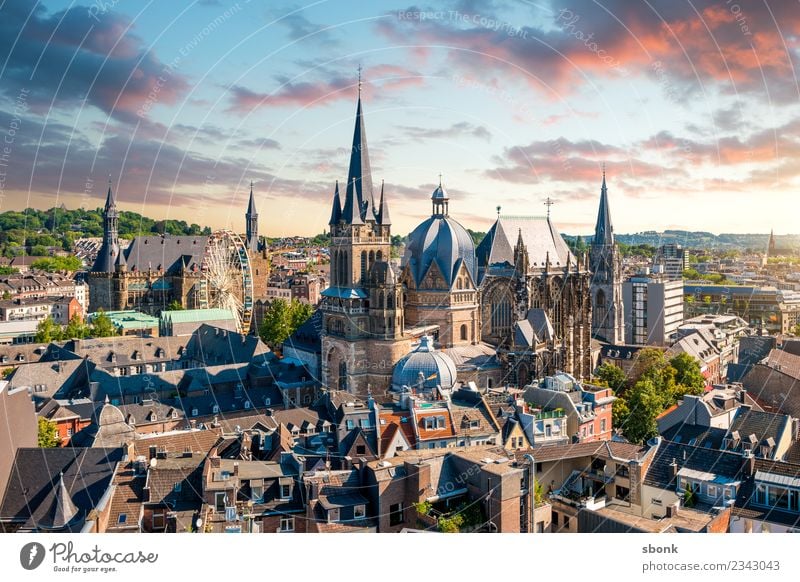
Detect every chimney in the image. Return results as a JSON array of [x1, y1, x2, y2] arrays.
[[233, 462, 239, 476], [670, 458, 678, 478]]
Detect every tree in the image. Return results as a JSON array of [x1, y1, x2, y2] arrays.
[[612, 397, 630, 431], [669, 352, 706, 396], [289, 299, 313, 330], [622, 378, 663, 444], [595, 363, 627, 394], [0, 266, 17, 275], [89, 309, 118, 338], [63, 314, 89, 340], [629, 348, 675, 391], [30, 255, 82, 272], [166, 299, 183, 311], [259, 299, 292, 349], [35, 316, 63, 343], [38, 417, 60, 447]]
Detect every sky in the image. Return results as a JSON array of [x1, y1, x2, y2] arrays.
[[0, 0, 798, 238]]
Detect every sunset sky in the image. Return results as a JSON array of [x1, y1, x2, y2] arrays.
[[0, 0, 798, 237]]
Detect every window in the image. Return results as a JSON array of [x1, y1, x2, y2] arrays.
[[66, 428, 73, 437], [327, 508, 340, 523], [152, 513, 165, 529], [280, 516, 294, 532], [215, 493, 226, 512], [356, 445, 366, 456], [724, 487, 734, 499], [251, 486, 264, 502], [564, 516, 570, 529], [359, 418, 371, 429], [118, 514, 127, 525], [707, 485, 717, 497], [212, 405, 220, 414], [469, 420, 480, 429], [460, 324, 468, 341], [346, 419, 355, 430], [281, 484, 292, 500], [389, 502, 404, 526], [600, 419, 607, 433], [545, 425, 552, 437], [354, 505, 366, 519]]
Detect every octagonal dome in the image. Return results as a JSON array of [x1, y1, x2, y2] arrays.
[[391, 335, 457, 392]]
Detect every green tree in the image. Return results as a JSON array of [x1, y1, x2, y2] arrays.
[[669, 352, 706, 396], [259, 299, 292, 349], [289, 299, 314, 331], [437, 513, 464, 533], [63, 314, 89, 339], [166, 299, 183, 311], [0, 266, 17, 275], [594, 363, 627, 393], [612, 397, 630, 431], [37, 417, 60, 447], [89, 309, 118, 338], [623, 378, 663, 444], [31, 255, 82, 272], [35, 316, 63, 343]]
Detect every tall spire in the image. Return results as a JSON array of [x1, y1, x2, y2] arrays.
[[768, 229, 776, 256], [329, 180, 342, 225], [593, 170, 614, 245], [245, 181, 259, 252], [92, 179, 121, 273], [377, 180, 391, 225], [342, 73, 374, 224]]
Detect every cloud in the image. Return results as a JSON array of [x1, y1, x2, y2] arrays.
[[397, 121, 492, 141], [0, 1, 190, 123], [225, 64, 423, 113]]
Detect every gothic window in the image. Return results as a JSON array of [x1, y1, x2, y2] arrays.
[[376, 250, 383, 262], [594, 289, 607, 328], [490, 288, 513, 339], [368, 250, 375, 274], [338, 360, 348, 392], [361, 251, 367, 284], [379, 291, 385, 309], [387, 293, 394, 309]]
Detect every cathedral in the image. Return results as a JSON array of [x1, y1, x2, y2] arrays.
[[320, 87, 597, 398], [88, 182, 269, 330]]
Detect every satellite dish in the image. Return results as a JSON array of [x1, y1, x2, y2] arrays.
[[195, 518, 203, 528], [149, 458, 158, 468]]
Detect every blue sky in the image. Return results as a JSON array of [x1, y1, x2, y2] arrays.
[[1, 0, 799, 237]]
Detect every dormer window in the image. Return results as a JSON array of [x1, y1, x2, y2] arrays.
[[280, 483, 292, 500]]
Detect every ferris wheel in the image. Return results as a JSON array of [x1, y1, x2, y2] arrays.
[[198, 230, 254, 333]]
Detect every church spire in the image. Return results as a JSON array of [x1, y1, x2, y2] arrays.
[[377, 180, 391, 225], [768, 228, 776, 256], [342, 75, 373, 225], [91, 179, 121, 273], [329, 180, 342, 225], [593, 169, 614, 246], [245, 181, 259, 252]]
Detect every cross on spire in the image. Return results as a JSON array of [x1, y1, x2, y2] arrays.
[[544, 197, 555, 219]]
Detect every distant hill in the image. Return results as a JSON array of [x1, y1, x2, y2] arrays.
[[0, 207, 211, 258], [564, 230, 800, 252]]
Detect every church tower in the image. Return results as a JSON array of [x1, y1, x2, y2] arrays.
[[320, 77, 409, 396], [589, 170, 624, 345], [246, 182, 259, 252]]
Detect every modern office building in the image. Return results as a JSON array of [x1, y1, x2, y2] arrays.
[[623, 270, 684, 346]]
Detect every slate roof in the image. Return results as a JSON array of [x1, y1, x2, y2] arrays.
[[7, 358, 91, 399], [0, 447, 124, 531], [514, 308, 554, 348], [733, 459, 800, 529], [643, 440, 747, 490], [477, 216, 574, 281], [761, 349, 800, 381], [122, 235, 207, 273], [404, 213, 476, 288], [106, 462, 144, 531]]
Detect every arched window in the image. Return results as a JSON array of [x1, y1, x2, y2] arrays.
[[594, 289, 607, 328], [368, 250, 375, 273], [460, 324, 468, 341], [387, 293, 394, 309], [379, 291, 385, 309], [361, 251, 367, 284], [376, 250, 383, 262], [457, 278, 463, 290], [490, 289, 513, 339], [338, 360, 348, 391]]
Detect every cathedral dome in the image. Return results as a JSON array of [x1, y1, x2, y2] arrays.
[[391, 335, 457, 392], [404, 182, 476, 287]]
